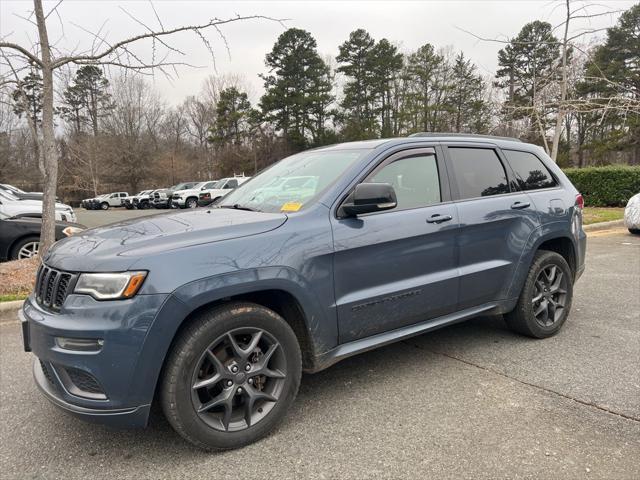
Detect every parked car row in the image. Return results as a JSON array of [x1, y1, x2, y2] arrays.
[[81, 175, 251, 211], [0, 184, 84, 262]]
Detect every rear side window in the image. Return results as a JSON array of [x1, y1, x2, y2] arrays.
[[368, 154, 441, 210], [448, 147, 509, 199], [503, 150, 557, 191]]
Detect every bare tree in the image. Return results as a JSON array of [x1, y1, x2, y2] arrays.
[[459, 0, 629, 162], [0, 0, 279, 255]]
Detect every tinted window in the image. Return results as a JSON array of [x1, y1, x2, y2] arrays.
[[448, 148, 509, 199], [368, 154, 441, 210], [226, 179, 238, 189], [504, 150, 557, 191]]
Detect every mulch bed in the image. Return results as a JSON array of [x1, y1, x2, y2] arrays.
[[0, 257, 39, 297]]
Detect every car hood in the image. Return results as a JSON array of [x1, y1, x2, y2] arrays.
[[44, 208, 288, 271]]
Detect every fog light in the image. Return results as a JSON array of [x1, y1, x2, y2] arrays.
[[55, 337, 103, 352]]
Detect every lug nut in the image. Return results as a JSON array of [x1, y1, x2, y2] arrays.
[[248, 378, 253, 385], [226, 380, 233, 387], [245, 364, 251, 371], [237, 387, 243, 394], [231, 365, 238, 373]]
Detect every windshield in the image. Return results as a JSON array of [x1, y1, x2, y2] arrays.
[[218, 149, 367, 213]]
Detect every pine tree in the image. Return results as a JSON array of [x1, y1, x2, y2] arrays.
[[368, 39, 403, 137], [12, 70, 43, 132], [336, 29, 377, 139], [447, 52, 489, 133], [209, 87, 253, 146], [260, 28, 334, 149], [59, 65, 113, 136]]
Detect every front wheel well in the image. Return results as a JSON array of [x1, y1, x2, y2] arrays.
[[171, 290, 316, 371], [537, 237, 576, 278]]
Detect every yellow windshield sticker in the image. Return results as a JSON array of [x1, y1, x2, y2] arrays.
[[281, 202, 303, 212]]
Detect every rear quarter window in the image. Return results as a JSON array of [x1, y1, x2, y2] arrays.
[[503, 150, 557, 191]]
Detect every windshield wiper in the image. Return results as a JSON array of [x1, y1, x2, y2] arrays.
[[218, 204, 261, 212]]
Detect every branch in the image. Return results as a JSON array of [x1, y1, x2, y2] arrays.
[[52, 15, 284, 69], [0, 41, 43, 66]]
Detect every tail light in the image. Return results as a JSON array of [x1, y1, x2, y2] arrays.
[[575, 194, 584, 210]]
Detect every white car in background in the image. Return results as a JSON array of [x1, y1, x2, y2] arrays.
[[197, 176, 251, 206], [123, 190, 153, 209], [171, 181, 219, 209], [624, 193, 640, 235], [0, 189, 77, 222]]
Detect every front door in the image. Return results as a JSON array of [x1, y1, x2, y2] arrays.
[[331, 147, 460, 343]]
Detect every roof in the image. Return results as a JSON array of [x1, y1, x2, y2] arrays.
[[408, 132, 522, 142]]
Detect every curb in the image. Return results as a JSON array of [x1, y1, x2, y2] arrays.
[[0, 300, 24, 313], [583, 219, 625, 232]]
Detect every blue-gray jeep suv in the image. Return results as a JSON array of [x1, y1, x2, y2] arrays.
[[21, 134, 586, 450]]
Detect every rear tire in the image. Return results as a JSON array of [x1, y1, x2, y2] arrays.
[[186, 197, 198, 209], [160, 302, 301, 451], [629, 228, 640, 235], [505, 250, 573, 338], [10, 235, 40, 260], [100, 202, 109, 210]]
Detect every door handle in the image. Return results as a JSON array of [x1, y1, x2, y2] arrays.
[[426, 214, 453, 224], [511, 201, 530, 210]]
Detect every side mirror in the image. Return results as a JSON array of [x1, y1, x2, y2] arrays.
[[339, 183, 397, 217]]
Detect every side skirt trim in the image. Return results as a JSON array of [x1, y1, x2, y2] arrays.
[[311, 300, 510, 372]]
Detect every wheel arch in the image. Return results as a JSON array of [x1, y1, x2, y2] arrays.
[[8, 233, 40, 260], [137, 271, 333, 409], [508, 228, 579, 300], [170, 288, 318, 371]]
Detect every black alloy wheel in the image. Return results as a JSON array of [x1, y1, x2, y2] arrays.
[[161, 302, 301, 451], [531, 264, 568, 327], [505, 250, 573, 338], [191, 328, 287, 432]]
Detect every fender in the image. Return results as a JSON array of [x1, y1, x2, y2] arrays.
[[126, 266, 336, 408], [507, 221, 579, 300]]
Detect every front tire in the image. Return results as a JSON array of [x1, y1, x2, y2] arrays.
[[100, 202, 109, 210], [160, 302, 301, 451], [629, 228, 640, 235], [186, 197, 198, 209], [505, 250, 573, 338]]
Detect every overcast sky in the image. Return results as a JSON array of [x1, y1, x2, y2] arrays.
[[1, 0, 635, 105]]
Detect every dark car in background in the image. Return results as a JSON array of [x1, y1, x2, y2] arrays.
[[0, 211, 84, 261], [21, 134, 586, 451]]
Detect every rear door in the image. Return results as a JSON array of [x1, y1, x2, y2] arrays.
[[331, 146, 460, 343], [443, 143, 540, 309]]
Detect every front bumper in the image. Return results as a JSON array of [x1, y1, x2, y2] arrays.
[[32, 359, 151, 427], [21, 292, 184, 427]]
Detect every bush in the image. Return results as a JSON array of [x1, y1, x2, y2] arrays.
[[563, 166, 640, 207]]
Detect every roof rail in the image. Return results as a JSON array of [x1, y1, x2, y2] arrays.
[[408, 132, 522, 142]]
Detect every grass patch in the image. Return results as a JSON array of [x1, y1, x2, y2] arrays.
[[0, 293, 29, 303], [582, 207, 625, 225]]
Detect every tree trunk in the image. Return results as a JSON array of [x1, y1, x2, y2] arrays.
[[34, 0, 59, 256], [550, 0, 570, 163]]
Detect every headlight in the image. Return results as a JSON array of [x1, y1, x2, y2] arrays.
[[74, 271, 147, 300], [62, 226, 84, 237]]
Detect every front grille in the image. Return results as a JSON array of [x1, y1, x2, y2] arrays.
[[35, 265, 76, 312], [65, 367, 104, 395]]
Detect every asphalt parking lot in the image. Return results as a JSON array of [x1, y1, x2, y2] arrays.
[[1, 228, 638, 479], [75, 207, 165, 228]]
